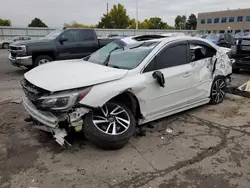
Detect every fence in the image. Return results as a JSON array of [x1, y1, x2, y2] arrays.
[[0, 26, 199, 39]]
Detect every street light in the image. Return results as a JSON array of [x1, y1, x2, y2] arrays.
[[136, 0, 138, 30]]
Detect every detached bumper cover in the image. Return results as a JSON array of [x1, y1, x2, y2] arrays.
[[23, 97, 71, 146], [22, 97, 58, 128], [9, 54, 32, 66]]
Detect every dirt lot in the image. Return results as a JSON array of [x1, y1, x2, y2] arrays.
[[0, 49, 250, 188]]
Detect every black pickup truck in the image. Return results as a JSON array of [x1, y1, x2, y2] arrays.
[[8, 28, 115, 68], [231, 37, 250, 72]]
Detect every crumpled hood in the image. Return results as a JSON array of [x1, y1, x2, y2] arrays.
[[24, 59, 128, 92]]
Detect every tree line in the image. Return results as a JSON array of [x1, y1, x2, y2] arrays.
[[0, 3, 197, 30]]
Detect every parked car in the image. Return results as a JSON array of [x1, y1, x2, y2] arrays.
[[8, 28, 116, 69], [231, 37, 250, 72], [0, 36, 31, 49], [201, 33, 235, 48], [234, 32, 250, 40], [21, 36, 233, 150]]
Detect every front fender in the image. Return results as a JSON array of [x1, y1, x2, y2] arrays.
[[79, 74, 147, 108]]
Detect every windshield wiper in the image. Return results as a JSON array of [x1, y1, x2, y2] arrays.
[[104, 46, 124, 66]]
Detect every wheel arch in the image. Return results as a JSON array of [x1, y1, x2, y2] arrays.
[[110, 90, 143, 121]]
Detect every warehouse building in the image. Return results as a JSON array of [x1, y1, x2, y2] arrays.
[[197, 8, 250, 34]]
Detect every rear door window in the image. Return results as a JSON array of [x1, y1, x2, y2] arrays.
[[189, 42, 216, 62]]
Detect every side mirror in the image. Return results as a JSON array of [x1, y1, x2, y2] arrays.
[[59, 36, 68, 43], [152, 71, 165, 87]]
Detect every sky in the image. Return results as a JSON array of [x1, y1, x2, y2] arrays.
[[0, 0, 250, 28]]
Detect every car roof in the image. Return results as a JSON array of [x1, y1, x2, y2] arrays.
[[120, 35, 218, 49]]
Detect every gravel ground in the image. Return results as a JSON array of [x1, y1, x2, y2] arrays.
[[0, 49, 250, 188]]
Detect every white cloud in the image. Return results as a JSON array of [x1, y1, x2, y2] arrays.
[[0, 0, 250, 27]]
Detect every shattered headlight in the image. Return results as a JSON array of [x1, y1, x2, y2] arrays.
[[38, 97, 70, 109], [37, 87, 92, 110]]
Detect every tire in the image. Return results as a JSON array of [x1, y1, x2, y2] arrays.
[[84, 101, 136, 150], [2, 43, 9, 49], [34, 55, 53, 67], [210, 76, 226, 104]]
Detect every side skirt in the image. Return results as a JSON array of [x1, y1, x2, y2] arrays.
[[140, 98, 210, 125]]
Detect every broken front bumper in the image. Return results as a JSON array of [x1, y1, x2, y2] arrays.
[[23, 97, 70, 146], [23, 97, 59, 128], [22, 97, 90, 146]]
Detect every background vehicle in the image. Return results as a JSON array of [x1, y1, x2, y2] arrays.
[[8, 28, 116, 69], [0, 36, 31, 49], [231, 37, 250, 72], [234, 32, 250, 40], [22, 36, 233, 150], [201, 33, 235, 48]]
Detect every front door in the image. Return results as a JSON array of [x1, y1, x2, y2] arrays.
[[138, 41, 198, 119], [56, 29, 82, 60]]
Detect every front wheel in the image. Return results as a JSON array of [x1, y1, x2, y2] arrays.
[[34, 55, 53, 67], [210, 77, 226, 104], [84, 101, 136, 150]]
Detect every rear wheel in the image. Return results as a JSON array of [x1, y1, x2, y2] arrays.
[[34, 55, 53, 67], [84, 101, 136, 150], [210, 77, 226, 104]]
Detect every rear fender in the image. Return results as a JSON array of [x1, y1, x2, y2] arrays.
[[79, 75, 146, 109], [212, 48, 233, 77]]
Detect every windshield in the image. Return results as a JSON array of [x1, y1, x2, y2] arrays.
[[44, 29, 63, 39], [88, 40, 126, 64], [87, 40, 159, 69], [107, 47, 154, 69], [205, 35, 219, 41]]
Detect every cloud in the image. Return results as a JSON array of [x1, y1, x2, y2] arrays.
[[0, 0, 249, 27]]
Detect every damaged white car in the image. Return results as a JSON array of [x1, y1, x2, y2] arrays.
[[22, 36, 233, 149]]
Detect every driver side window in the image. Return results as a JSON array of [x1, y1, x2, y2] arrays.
[[143, 43, 188, 73], [61, 30, 80, 42]]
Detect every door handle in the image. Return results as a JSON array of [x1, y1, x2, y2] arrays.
[[183, 72, 191, 77]]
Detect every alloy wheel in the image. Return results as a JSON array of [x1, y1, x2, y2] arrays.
[[92, 103, 130, 135], [211, 79, 226, 103]]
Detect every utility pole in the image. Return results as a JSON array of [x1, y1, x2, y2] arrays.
[[136, 0, 138, 30], [107, 2, 109, 15]]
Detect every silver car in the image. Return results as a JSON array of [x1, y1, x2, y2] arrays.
[[0, 36, 31, 49]]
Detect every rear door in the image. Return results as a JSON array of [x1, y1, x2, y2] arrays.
[[78, 29, 99, 57], [187, 40, 217, 103]]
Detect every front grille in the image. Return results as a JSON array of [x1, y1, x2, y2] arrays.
[[21, 79, 49, 103], [10, 46, 18, 51]]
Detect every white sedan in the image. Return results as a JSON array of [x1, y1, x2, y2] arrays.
[[21, 36, 233, 149]]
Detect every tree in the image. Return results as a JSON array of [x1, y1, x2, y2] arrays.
[[187, 14, 197, 30], [175, 15, 186, 29], [64, 21, 95, 28], [28, 18, 48, 27], [139, 19, 151, 29], [97, 14, 113, 28], [148, 17, 168, 29], [97, 3, 130, 29], [0, 19, 11, 26]]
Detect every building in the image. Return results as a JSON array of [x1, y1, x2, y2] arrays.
[[197, 8, 250, 34]]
